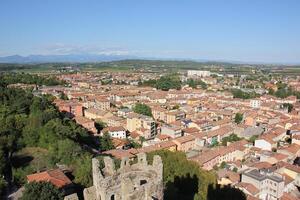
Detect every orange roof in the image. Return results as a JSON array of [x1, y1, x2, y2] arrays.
[[184, 127, 200, 134], [279, 143, 300, 154], [272, 152, 289, 161], [27, 169, 72, 188], [277, 161, 300, 173], [103, 126, 126, 132], [250, 161, 273, 170], [281, 192, 298, 200], [156, 134, 171, 141], [112, 138, 128, 148], [173, 135, 195, 144], [235, 182, 259, 196], [207, 125, 233, 138]]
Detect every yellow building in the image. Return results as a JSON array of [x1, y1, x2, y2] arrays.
[[126, 113, 157, 139]]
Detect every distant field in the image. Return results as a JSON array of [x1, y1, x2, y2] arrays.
[[82, 65, 133, 72], [1, 60, 300, 75]]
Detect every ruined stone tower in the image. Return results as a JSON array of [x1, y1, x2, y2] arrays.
[[83, 153, 163, 200]]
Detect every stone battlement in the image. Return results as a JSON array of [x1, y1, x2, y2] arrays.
[[84, 153, 163, 200]]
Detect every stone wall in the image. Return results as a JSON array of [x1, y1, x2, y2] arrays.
[[83, 153, 163, 200]]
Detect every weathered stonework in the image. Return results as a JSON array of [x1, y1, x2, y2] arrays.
[[64, 193, 79, 200], [83, 153, 163, 200]]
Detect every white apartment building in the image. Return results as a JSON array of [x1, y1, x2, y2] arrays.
[[187, 70, 211, 77], [250, 99, 261, 109], [241, 169, 284, 200]]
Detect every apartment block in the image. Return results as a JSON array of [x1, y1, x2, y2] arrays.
[[241, 169, 284, 200], [126, 113, 157, 139]]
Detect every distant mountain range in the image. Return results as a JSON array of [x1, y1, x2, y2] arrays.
[[0, 54, 139, 63], [0, 54, 299, 65]]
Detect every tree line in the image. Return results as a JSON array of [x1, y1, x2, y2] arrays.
[[0, 72, 65, 86], [0, 74, 112, 197]]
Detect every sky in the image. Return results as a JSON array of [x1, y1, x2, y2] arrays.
[[0, 0, 300, 63]]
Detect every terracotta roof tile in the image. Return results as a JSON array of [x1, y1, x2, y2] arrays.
[[27, 169, 72, 188]]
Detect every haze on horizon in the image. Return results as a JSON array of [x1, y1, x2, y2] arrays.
[[0, 0, 300, 64]]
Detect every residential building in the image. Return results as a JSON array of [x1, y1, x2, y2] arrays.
[[187, 70, 211, 77], [241, 169, 284, 200], [161, 124, 182, 138], [126, 113, 157, 139], [102, 126, 127, 139]]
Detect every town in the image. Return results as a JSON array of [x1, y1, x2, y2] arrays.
[[2, 64, 300, 200], [1, 1, 300, 200]]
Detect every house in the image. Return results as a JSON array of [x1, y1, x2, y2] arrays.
[[155, 134, 171, 142], [235, 182, 259, 198], [27, 169, 72, 189], [190, 150, 220, 170], [254, 127, 286, 151], [102, 126, 127, 139], [112, 138, 128, 149], [241, 169, 284, 199], [160, 124, 182, 138], [172, 135, 195, 152], [54, 99, 83, 118], [277, 144, 300, 160], [84, 108, 113, 121], [254, 137, 274, 151], [276, 161, 300, 180], [165, 110, 186, 124], [105, 115, 126, 127], [117, 108, 132, 117], [206, 125, 234, 145], [250, 99, 261, 109], [74, 116, 97, 134], [189, 120, 213, 132], [217, 169, 240, 185], [292, 134, 300, 145], [151, 106, 167, 121], [126, 113, 157, 139], [95, 96, 110, 110], [183, 127, 201, 136]]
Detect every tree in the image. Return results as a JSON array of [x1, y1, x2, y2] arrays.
[[231, 89, 259, 99], [0, 176, 7, 196], [221, 134, 242, 146], [21, 182, 63, 200], [139, 136, 146, 144], [248, 135, 258, 144], [73, 154, 93, 187], [282, 103, 293, 113], [59, 92, 68, 100], [0, 73, 65, 86], [268, 88, 275, 95], [187, 79, 207, 89], [234, 113, 243, 124], [95, 120, 107, 131], [99, 133, 115, 151], [147, 150, 216, 200], [233, 167, 238, 172], [126, 138, 142, 148], [155, 74, 181, 91], [0, 79, 95, 189], [133, 103, 152, 117], [172, 104, 180, 110], [220, 161, 227, 169]]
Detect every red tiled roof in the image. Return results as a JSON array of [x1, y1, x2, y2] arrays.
[[27, 169, 72, 188], [281, 192, 298, 200], [235, 182, 259, 196]]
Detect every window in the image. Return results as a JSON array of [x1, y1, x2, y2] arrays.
[[140, 180, 147, 185], [111, 195, 115, 200]]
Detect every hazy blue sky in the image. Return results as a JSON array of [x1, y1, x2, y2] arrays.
[[0, 0, 300, 63]]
